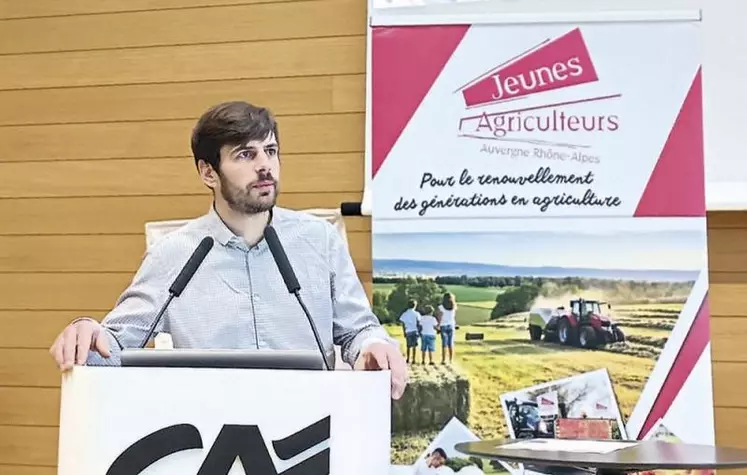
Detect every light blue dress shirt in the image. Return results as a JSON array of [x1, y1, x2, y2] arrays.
[[85, 205, 393, 368]]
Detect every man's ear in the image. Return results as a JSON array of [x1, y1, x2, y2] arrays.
[[197, 159, 218, 189]]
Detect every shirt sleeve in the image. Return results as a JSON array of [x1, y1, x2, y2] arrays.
[[85, 245, 174, 366], [326, 222, 397, 367]]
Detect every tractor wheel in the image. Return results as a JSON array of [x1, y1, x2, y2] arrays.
[[579, 327, 597, 349], [613, 327, 626, 343], [558, 318, 572, 345], [529, 325, 543, 341]]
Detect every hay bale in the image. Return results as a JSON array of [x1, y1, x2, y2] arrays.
[[392, 364, 471, 434]]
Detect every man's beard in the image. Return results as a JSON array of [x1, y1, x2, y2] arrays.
[[219, 171, 279, 215]]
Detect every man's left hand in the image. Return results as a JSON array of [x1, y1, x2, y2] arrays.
[[354, 342, 408, 400]]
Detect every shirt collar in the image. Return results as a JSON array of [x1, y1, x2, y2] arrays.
[[203, 202, 279, 248], [204, 204, 238, 246]]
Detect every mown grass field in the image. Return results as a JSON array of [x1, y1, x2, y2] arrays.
[[377, 283, 681, 467]]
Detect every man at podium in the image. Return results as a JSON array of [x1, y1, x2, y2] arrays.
[[48, 101, 408, 400]]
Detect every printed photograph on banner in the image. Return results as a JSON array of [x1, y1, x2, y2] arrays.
[[498, 369, 627, 440], [638, 419, 714, 475], [410, 417, 486, 475], [373, 216, 710, 466], [370, 21, 705, 220], [642, 418, 681, 443]]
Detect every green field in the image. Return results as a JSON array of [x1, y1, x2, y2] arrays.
[[379, 281, 681, 466], [374, 283, 506, 325], [449, 304, 494, 325]]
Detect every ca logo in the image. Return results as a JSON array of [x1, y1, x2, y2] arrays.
[[106, 416, 330, 474]]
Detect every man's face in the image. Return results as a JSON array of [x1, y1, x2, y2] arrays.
[[427, 452, 446, 468], [210, 133, 280, 215]]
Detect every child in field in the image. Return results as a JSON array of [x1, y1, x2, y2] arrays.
[[437, 292, 458, 364], [398, 299, 421, 364], [419, 305, 439, 365]]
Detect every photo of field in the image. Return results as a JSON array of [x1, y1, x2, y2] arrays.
[[638, 419, 715, 475], [372, 220, 708, 470]]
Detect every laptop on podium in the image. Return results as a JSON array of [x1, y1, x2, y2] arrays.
[[120, 348, 331, 370]]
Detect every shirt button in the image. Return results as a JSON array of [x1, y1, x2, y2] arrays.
[[253, 294, 261, 301]]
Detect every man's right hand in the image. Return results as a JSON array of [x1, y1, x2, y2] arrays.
[[49, 319, 111, 371]]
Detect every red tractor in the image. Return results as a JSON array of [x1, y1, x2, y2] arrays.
[[528, 298, 625, 349]]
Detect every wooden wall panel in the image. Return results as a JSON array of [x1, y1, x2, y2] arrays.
[[0, 465, 56, 475], [710, 283, 747, 315], [0, 36, 364, 90], [711, 318, 747, 362], [0, 232, 371, 273], [0, 114, 364, 162], [0, 195, 370, 235], [708, 212, 747, 454], [0, 154, 363, 196], [0, 426, 58, 466], [0, 0, 365, 54], [1, 0, 745, 472], [716, 407, 747, 446], [0, 75, 364, 125], [0, 387, 60, 426], [0, 350, 60, 388], [0, 0, 297, 20], [0, 235, 148, 273], [0, 273, 133, 311], [707, 228, 747, 272], [0, 312, 106, 349], [0, 271, 372, 311], [713, 363, 747, 408]]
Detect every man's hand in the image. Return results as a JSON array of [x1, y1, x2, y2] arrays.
[[49, 319, 111, 371], [354, 342, 409, 400]]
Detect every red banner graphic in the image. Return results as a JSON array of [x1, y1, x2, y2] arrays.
[[460, 28, 599, 108]]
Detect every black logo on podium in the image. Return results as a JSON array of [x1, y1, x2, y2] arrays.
[[106, 416, 330, 474]]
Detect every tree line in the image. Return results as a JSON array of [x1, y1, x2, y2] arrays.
[[372, 275, 694, 324]]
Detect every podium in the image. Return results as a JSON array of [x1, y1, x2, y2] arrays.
[[57, 365, 392, 474]]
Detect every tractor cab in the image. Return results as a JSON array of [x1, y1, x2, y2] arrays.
[[506, 399, 552, 438], [571, 298, 610, 323]]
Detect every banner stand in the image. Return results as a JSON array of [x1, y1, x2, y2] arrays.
[[365, 2, 714, 472]]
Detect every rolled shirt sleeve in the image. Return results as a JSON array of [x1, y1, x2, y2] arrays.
[[85, 247, 175, 366], [326, 222, 397, 367]]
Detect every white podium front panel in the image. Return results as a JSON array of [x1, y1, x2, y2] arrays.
[[58, 366, 391, 475]]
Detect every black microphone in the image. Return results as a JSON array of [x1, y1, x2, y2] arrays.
[[138, 236, 215, 348], [340, 202, 362, 216], [263, 225, 331, 370]]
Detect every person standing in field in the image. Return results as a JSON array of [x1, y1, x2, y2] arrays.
[[399, 299, 421, 364], [419, 305, 439, 365], [438, 292, 457, 364]]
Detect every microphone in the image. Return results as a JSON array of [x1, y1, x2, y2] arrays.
[[138, 236, 215, 348], [340, 202, 362, 216], [263, 225, 331, 370]]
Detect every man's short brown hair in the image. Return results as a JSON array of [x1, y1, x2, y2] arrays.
[[190, 101, 279, 173]]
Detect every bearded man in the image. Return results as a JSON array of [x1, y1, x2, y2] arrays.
[[48, 101, 408, 400]]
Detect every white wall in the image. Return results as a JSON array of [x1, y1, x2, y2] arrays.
[[701, 0, 747, 209], [365, 0, 746, 210]]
